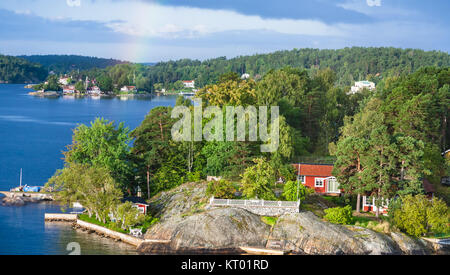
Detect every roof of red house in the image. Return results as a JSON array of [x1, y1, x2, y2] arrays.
[[422, 178, 436, 193], [292, 163, 334, 177], [183, 80, 194, 83]]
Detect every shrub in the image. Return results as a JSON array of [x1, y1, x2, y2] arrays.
[[206, 180, 236, 199], [241, 158, 277, 200], [392, 195, 449, 237], [282, 180, 314, 201], [113, 201, 146, 230], [324, 205, 353, 225]]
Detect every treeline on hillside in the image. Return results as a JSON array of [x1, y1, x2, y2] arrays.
[[62, 63, 153, 92], [19, 55, 129, 75], [0, 55, 47, 83], [59, 47, 450, 93], [146, 47, 450, 88]]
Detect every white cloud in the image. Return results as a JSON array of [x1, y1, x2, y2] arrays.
[[66, 0, 81, 8], [366, 0, 382, 7], [1, 0, 345, 39]]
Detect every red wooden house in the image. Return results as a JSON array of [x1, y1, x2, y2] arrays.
[[362, 178, 436, 215], [291, 163, 341, 195]]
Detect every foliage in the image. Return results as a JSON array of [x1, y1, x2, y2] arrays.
[[282, 180, 313, 202], [46, 164, 123, 224], [324, 205, 354, 225], [143, 47, 450, 88], [113, 201, 146, 230], [0, 55, 47, 83], [241, 158, 277, 200], [19, 54, 127, 75], [44, 75, 62, 91], [63, 118, 133, 190], [392, 195, 449, 237], [206, 180, 237, 199]]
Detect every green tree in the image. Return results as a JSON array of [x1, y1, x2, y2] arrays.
[[97, 75, 113, 93], [63, 118, 133, 190], [113, 201, 146, 230], [44, 75, 61, 91], [131, 107, 178, 198], [75, 80, 86, 93], [46, 164, 123, 223], [392, 195, 449, 237], [282, 180, 312, 202], [241, 158, 276, 200]]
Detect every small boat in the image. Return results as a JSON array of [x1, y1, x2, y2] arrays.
[[10, 169, 43, 193]]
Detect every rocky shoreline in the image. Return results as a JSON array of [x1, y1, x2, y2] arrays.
[[1, 192, 54, 206], [137, 182, 449, 255]]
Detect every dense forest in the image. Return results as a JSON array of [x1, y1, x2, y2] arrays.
[[19, 55, 128, 75], [145, 47, 450, 88], [3, 47, 449, 87], [0, 55, 47, 83]]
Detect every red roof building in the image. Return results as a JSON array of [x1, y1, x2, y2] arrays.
[[291, 163, 340, 195]]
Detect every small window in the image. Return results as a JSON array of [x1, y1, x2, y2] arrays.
[[297, 175, 305, 184], [315, 178, 324, 187]]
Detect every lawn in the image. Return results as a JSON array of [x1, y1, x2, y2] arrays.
[[78, 214, 128, 234]]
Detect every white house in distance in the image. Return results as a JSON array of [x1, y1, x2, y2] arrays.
[[63, 85, 75, 94], [349, 81, 376, 95], [120, 86, 137, 93], [88, 86, 102, 95], [183, 80, 195, 89], [59, 77, 70, 85]]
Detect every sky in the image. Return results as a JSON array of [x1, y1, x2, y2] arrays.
[[0, 0, 448, 62]]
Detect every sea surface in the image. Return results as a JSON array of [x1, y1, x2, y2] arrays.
[[0, 84, 177, 255]]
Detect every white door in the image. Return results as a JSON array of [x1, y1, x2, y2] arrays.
[[327, 177, 340, 193]]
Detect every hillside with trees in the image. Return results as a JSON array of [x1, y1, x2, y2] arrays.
[[0, 55, 47, 83], [55, 47, 449, 94], [146, 47, 450, 88], [19, 55, 128, 75]]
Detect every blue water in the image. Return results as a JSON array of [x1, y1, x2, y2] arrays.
[[0, 84, 177, 255]]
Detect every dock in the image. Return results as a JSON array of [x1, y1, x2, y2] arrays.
[[45, 213, 78, 222], [239, 246, 285, 255]]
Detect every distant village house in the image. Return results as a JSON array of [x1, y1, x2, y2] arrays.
[[63, 85, 76, 94], [183, 80, 195, 89], [59, 77, 70, 85], [120, 86, 137, 93], [349, 80, 376, 95]]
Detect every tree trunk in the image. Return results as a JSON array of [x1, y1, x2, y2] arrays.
[[147, 166, 151, 200], [356, 193, 361, 213], [159, 115, 164, 141], [356, 155, 361, 213]]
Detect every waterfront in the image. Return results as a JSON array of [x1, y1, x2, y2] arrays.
[[0, 84, 177, 255]]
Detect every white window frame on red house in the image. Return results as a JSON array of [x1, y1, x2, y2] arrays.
[[297, 175, 305, 184], [362, 196, 372, 207], [314, 178, 325, 188]]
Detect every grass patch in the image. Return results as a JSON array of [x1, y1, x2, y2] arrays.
[[429, 232, 450, 239], [261, 216, 278, 227], [352, 216, 374, 227], [78, 214, 128, 234]]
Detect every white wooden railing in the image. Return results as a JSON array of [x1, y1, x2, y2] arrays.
[[209, 197, 300, 209]]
